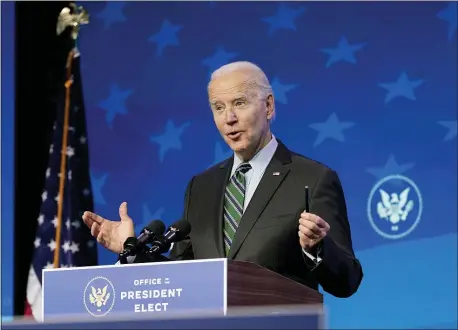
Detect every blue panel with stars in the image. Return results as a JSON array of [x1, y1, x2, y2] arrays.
[[77, 1, 456, 329]]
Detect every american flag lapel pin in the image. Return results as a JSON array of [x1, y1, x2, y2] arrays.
[[273, 172, 280, 176]]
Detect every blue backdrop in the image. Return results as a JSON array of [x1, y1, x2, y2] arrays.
[[77, 1, 457, 328], [1, 1, 16, 320]]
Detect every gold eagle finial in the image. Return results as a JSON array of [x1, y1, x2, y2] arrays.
[[56, 3, 89, 40]]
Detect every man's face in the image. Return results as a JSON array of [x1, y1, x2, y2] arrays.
[[208, 71, 274, 158]]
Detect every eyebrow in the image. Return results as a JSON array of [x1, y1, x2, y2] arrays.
[[210, 95, 248, 106]]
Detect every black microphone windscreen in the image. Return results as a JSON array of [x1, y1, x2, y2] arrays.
[[170, 220, 191, 240], [145, 220, 166, 235]]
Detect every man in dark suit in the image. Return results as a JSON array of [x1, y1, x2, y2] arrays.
[[82, 61, 363, 298]]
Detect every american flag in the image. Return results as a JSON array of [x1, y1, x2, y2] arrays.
[[24, 48, 98, 320]]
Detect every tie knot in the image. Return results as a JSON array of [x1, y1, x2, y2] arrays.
[[236, 163, 251, 174]]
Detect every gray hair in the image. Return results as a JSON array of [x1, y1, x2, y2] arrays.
[[209, 61, 275, 121]]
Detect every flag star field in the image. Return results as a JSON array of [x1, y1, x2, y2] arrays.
[[76, 2, 456, 329]]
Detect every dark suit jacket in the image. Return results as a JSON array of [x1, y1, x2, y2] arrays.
[[169, 140, 363, 298]]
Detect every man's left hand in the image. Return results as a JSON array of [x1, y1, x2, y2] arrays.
[[298, 212, 330, 251]]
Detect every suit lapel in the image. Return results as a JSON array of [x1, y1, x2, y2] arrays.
[[227, 141, 292, 259], [210, 157, 233, 258]]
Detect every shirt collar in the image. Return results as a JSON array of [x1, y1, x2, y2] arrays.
[[232, 135, 278, 175]]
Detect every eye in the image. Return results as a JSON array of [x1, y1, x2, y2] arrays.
[[212, 103, 224, 111], [235, 100, 245, 107]]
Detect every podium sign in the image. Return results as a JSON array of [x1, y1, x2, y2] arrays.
[[42, 258, 227, 320]]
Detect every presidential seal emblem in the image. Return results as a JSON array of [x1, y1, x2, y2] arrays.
[[83, 276, 116, 317], [367, 174, 423, 239]]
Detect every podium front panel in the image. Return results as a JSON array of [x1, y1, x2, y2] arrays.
[[42, 258, 227, 320]]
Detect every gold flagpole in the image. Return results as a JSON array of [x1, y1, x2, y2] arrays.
[[53, 3, 89, 268]]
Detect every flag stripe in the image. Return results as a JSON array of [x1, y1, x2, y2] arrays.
[[25, 266, 43, 320]]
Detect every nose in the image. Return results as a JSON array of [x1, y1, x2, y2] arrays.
[[225, 109, 237, 125]]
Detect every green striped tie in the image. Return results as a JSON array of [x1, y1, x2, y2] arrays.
[[223, 163, 252, 255]]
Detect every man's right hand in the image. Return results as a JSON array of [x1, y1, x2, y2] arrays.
[[82, 202, 135, 254]]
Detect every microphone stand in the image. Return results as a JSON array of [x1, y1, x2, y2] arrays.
[[120, 242, 171, 264], [131, 247, 170, 263], [119, 254, 128, 265], [145, 240, 172, 263]]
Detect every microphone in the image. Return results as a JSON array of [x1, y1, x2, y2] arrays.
[[119, 220, 166, 263], [147, 220, 191, 256]]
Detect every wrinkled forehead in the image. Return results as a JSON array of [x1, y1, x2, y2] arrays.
[[208, 71, 258, 102]]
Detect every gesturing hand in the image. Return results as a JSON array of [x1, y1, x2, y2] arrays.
[[82, 202, 135, 254], [298, 212, 330, 251]]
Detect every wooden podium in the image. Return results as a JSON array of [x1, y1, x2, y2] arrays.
[[13, 258, 324, 329], [227, 260, 323, 307]]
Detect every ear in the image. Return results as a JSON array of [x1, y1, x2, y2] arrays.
[[266, 94, 275, 120]]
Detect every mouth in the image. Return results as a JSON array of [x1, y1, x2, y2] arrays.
[[227, 131, 242, 140]]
